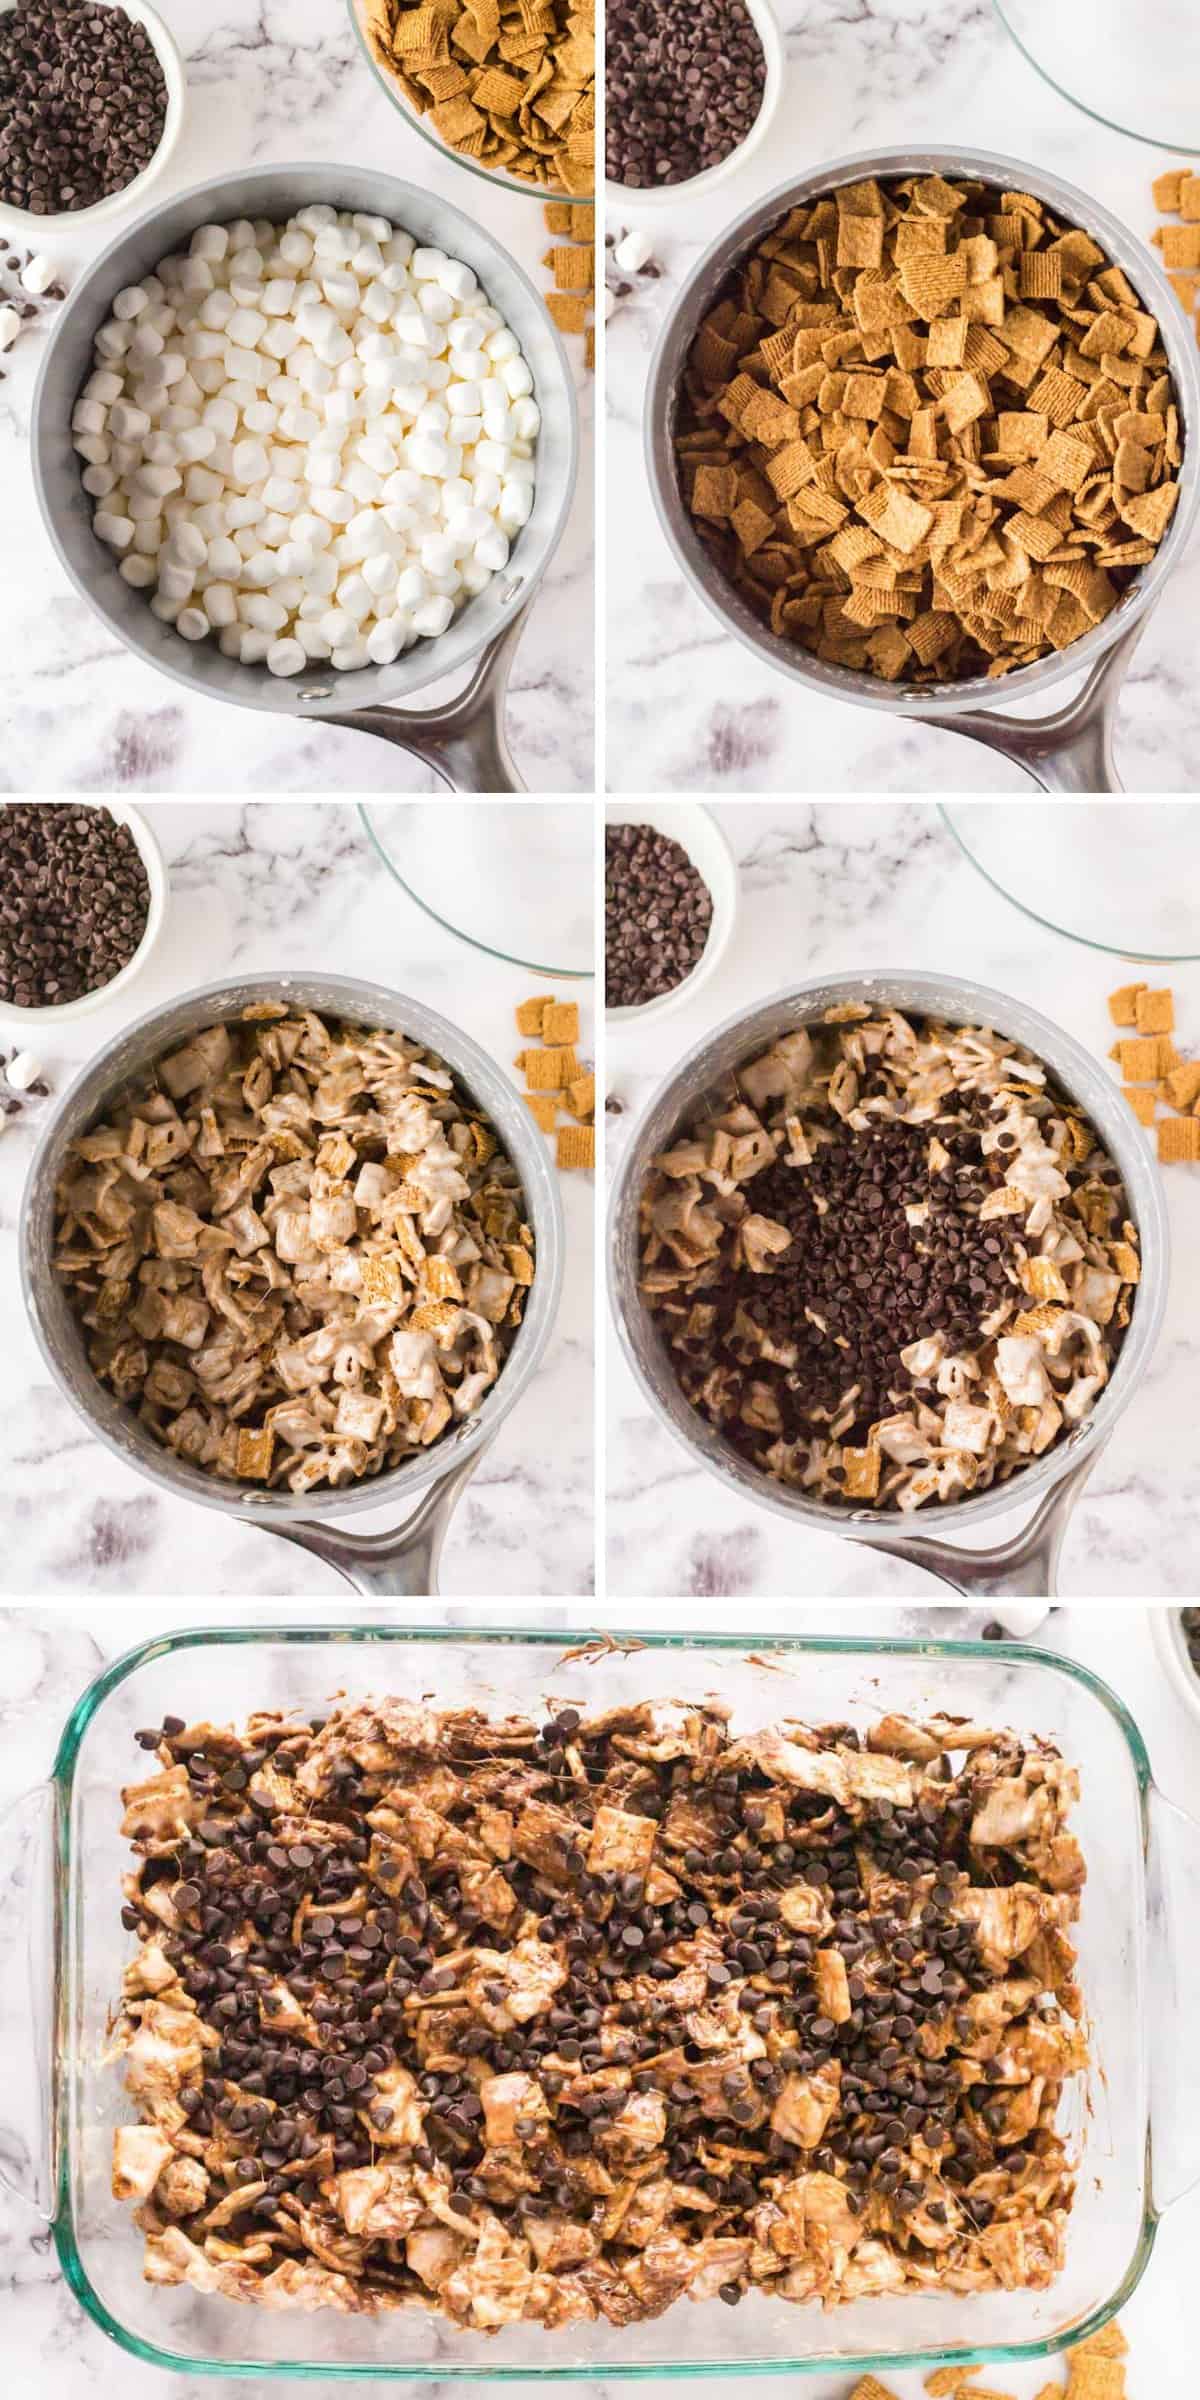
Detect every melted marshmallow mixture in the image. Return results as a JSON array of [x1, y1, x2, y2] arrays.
[[72, 206, 539, 677]]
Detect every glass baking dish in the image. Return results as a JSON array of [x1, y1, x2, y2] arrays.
[[5, 1625, 1199, 2381]]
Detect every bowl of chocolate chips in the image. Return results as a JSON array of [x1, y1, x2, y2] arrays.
[[609, 969, 1168, 1595], [0, 801, 166, 1027], [605, 803, 738, 1023], [0, 0, 185, 238], [604, 0, 784, 208]]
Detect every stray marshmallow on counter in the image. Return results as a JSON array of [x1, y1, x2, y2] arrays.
[[74, 207, 540, 676], [20, 254, 57, 296], [6, 1050, 44, 1090], [612, 228, 653, 275]]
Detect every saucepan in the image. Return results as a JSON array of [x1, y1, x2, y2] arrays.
[[608, 970, 1168, 1597], [32, 164, 580, 794], [20, 974, 564, 1595], [645, 146, 1200, 792]]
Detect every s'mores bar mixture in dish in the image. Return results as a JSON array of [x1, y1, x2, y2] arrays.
[[675, 173, 1182, 686], [111, 1692, 1087, 2323], [51, 1003, 532, 1495], [639, 1007, 1140, 1513]]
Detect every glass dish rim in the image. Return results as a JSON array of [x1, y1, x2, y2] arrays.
[[359, 803, 595, 982], [49, 1623, 1155, 2381], [346, 0, 594, 206], [939, 802, 1200, 963], [991, 0, 1200, 155]]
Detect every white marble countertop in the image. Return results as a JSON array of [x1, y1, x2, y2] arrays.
[[0, 801, 594, 1595], [0, 1596, 1196, 2394], [605, 801, 1200, 1598], [604, 1, 1200, 794], [0, 1, 593, 794]]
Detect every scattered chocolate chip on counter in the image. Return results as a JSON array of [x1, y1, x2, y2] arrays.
[[110, 1694, 1087, 2321], [606, 821, 713, 1008], [606, 0, 766, 189], [0, 0, 169, 216], [0, 804, 150, 1009]]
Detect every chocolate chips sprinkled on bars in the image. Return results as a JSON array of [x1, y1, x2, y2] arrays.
[[111, 1694, 1087, 2320]]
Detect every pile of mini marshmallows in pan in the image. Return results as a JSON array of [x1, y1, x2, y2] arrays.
[[71, 207, 539, 676]]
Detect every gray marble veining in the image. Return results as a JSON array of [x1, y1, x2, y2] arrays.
[[0, 0, 593, 794], [605, 802, 1200, 1596], [605, 2, 1200, 793], [0, 803, 594, 1595]]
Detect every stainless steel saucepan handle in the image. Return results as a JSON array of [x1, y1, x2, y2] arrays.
[[908, 613, 1153, 794], [253, 1442, 488, 1597], [849, 1447, 1101, 1599], [315, 609, 528, 793]]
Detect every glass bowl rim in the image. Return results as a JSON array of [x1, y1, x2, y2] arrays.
[[992, 0, 1200, 156], [939, 802, 1200, 963], [49, 1622, 1154, 2380], [359, 802, 594, 981]]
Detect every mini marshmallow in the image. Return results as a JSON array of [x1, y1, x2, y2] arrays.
[[366, 616, 405, 665], [6, 1051, 43, 1090], [613, 228, 654, 274], [191, 225, 231, 263], [498, 478, 533, 530], [204, 581, 239, 627], [169, 521, 208, 568], [410, 595, 455, 637], [94, 512, 135, 550], [0, 305, 22, 352], [242, 594, 288, 632], [113, 284, 150, 320]]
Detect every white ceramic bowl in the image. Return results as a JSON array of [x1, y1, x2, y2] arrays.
[[0, 0, 186, 243], [604, 0, 784, 215], [1152, 1609, 1200, 1732], [0, 801, 168, 1030], [605, 801, 738, 1025]]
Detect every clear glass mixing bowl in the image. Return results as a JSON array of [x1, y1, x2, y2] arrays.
[[347, 0, 594, 203], [361, 801, 593, 979], [994, 0, 1200, 150], [941, 803, 1200, 961]]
